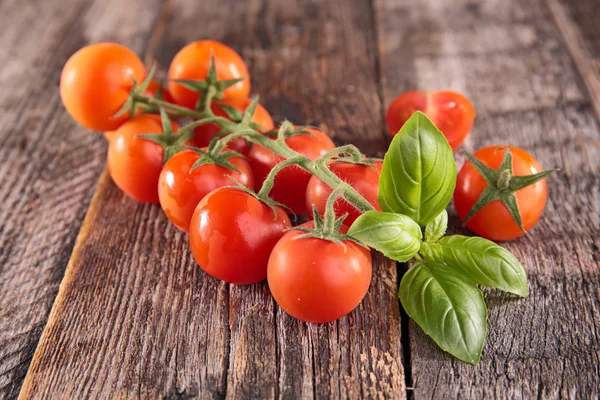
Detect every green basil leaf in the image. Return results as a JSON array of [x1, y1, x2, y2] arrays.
[[427, 235, 528, 297], [425, 209, 448, 243], [348, 210, 422, 262], [400, 262, 487, 364], [420, 241, 443, 261], [378, 111, 456, 226]]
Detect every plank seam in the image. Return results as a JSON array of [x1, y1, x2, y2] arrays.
[[398, 262, 414, 399]]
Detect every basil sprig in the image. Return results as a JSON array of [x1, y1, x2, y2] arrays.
[[348, 111, 528, 364]]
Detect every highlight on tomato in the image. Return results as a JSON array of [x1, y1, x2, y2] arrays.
[[306, 161, 383, 225], [189, 187, 291, 285], [158, 148, 255, 232], [454, 145, 553, 241], [193, 97, 274, 154], [60, 43, 146, 131], [168, 40, 250, 109], [268, 222, 372, 323], [386, 90, 475, 150], [107, 115, 182, 203], [248, 127, 336, 214]]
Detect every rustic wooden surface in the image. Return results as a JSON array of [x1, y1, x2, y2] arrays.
[[0, 0, 598, 398]]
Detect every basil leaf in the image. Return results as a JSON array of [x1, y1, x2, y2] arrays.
[[348, 210, 422, 262], [425, 209, 448, 243], [427, 235, 528, 297], [400, 262, 487, 364], [378, 111, 456, 226]]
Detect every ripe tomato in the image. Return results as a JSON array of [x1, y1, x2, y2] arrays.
[[143, 80, 175, 104], [248, 128, 336, 214], [454, 146, 548, 241], [60, 43, 146, 131], [194, 97, 274, 154], [386, 91, 475, 150], [168, 40, 250, 109], [306, 161, 383, 225], [189, 187, 291, 285], [158, 149, 255, 232], [268, 222, 372, 323], [107, 115, 181, 203]]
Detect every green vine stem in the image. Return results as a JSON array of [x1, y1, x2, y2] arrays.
[[323, 186, 346, 232], [132, 92, 375, 215]]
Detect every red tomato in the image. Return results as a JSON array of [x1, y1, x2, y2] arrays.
[[158, 149, 255, 232], [268, 222, 372, 323], [143, 80, 176, 104], [386, 91, 475, 150], [248, 128, 336, 214], [61, 43, 146, 131], [189, 187, 291, 285], [454, 146, 548, 241], [107, 115, 181, 203], [194, 97, 274, 154], [306, 161, 383, 225], [168, 40, 250, 109]]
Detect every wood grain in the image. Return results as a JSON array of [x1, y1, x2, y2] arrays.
[[547, 0, 600, 120], [374, 0, 600, 397], [0, 0, 163, 398], [19, 0, 405, 398]]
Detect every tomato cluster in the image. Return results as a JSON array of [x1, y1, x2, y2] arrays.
[[60, 39, 551, 324]]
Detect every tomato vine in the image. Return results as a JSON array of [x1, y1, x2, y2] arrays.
[[59, 41, 554, 365]]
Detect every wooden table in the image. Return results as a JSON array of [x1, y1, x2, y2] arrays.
[[1, 0, 599, 398]]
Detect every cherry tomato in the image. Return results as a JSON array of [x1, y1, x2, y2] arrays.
[[107, 115, 181, 203], [386, 91, 475, 150], [194, 97, 274, 154], [306, 161, 383, 225], [60, 43, 146, 131], [143, 80, 176, 104], [168, 40, 250, 109], [268, 222, 372, 323], [248, 128, 336, 214], [454, 146, 548, 241], [189, 187, 291, 285], [158, 149, 255, 232]]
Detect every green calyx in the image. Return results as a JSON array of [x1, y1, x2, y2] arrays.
[[114, 64, 159, 119], [136, 107, 195, 164], [294, 188, 364, 246], [173, 51, 245, 110], [293, 206, 363, 246], [463, 149, 555, 232], [186, 147, 245, 173]]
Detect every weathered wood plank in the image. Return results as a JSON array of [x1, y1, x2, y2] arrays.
[[0, 0, 163, 398], [547, 0, 600, 120], [20, 0, 405, 398], [375, 0, 600, 397]]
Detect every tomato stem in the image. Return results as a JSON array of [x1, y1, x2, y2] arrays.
[[134, 94, 206, 119], [133, 89, 375, 220], [323, 186, 346, 232], [256, 157, 304, 199], [496, 169, 512, 190]]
